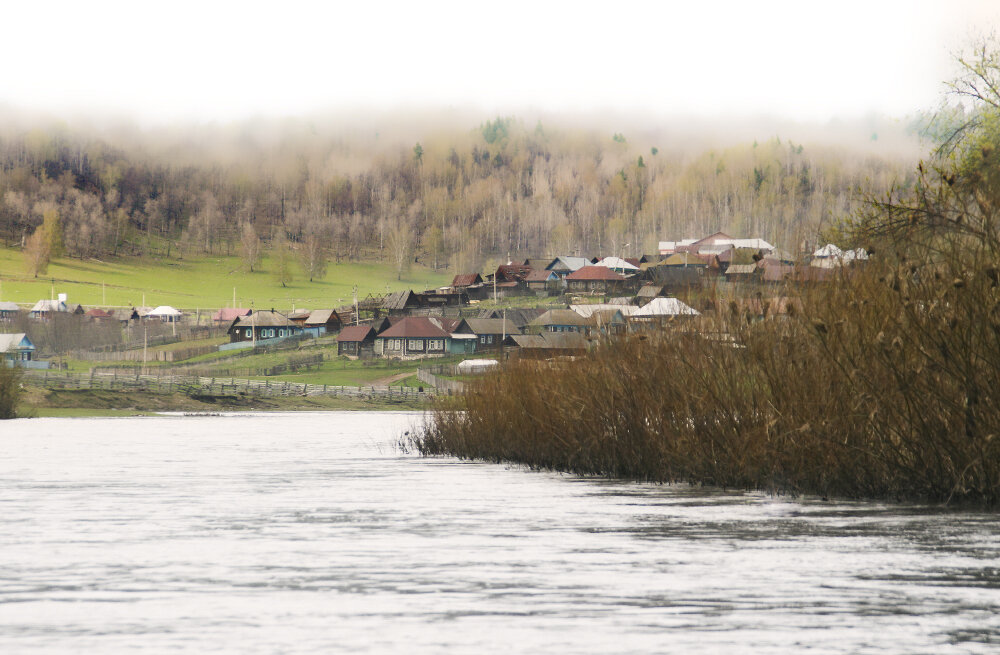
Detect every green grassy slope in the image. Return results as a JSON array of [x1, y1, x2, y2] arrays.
[[0, 248, 452, 310]]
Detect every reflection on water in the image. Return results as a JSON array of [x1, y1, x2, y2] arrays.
[[1, 412, 997, 653]]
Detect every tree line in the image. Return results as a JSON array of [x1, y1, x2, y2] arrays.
[[0, 113, 917, 278]]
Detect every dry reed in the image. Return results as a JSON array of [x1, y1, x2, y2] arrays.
[[415, 255, 1000, 505]]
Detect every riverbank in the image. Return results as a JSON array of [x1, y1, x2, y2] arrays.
[[19, 386, 428, 417]]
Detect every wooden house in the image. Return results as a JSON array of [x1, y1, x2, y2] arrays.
[[0, 302, 20, 322], [723, 263, 763, 283], [30, 299, 68, 321], [227, 310, 302, 343], [524, 269, 560, 293], [374, 316, 472, 359], [303, 309, 343, 336], [565, 266, 628, 294], [528, 309, 591, 335], [336, 325, 376, 358], [0, 333, 36, 364], [545, 256, 590, 279], [451, 273, 483, 289], [462, 318, 519, 352]]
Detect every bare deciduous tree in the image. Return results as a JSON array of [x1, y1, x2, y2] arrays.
[[23, 226, 50, 277], [299, 232, 328, 282], [240, 223, 261, 272]]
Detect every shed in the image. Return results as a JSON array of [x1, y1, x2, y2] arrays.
[[337, 325, 376, 358]]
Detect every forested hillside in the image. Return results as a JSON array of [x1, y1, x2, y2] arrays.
[[0, 113, 917, 274]]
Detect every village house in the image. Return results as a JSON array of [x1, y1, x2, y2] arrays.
[[461, 318, 518, 352], [303, 309, 342, 337], [628, 297, 701, 330], [524, 269, 559, 294], [475, 307, 546, 331], [587, 308, 628, 336], [0, 301, 20, 322], [724, 263, 764, 284], [374, 316, 472, 359], [565, 265, 629, 294], [595, 256, 640, 274], [336, 325, 377, 359], [0, 333, 36, 364], [30, 297, 68, 321], [227, 310, 303, 343], [528, 309, 592, 335], [545, 256, 591, 280], [451, 273, 483, 289]]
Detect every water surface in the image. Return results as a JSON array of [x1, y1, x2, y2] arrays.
[[1, 412, 997, 653]]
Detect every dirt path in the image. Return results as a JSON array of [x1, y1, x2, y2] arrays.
[[368, 371, 415, 387]]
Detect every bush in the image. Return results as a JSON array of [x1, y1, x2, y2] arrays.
[[0, 361, 23, 419]]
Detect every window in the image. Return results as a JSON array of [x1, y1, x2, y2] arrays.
[[487, 335, 493, 344], [408, 339, 425, 351], [278, 329, 285, 337], [245, 328, 252, 337], [480, 335, 487, 344], [427, 339, 444, 351]]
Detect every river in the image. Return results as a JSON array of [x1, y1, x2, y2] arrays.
[[0, 412, 997, 653]]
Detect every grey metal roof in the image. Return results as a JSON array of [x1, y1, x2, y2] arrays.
[[530, 309, 590, 327], [231, 310, 297, 328], [463, 318, 518, 335], [0, 333, 33, 351]]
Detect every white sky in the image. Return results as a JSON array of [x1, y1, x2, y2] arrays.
[[2, 0, 998, 124]]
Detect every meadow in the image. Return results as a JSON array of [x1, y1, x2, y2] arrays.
[[0, 248, 452, 310]]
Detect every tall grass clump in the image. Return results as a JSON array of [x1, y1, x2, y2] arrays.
[[415, 42, 1000, 505]]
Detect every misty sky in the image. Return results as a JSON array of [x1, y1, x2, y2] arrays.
[[3, 0, 998, 124]]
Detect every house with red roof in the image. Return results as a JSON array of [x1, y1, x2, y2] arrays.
[[336, 325, 377, 359]]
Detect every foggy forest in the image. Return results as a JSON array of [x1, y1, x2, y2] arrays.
[[0, 110, 922, 276]]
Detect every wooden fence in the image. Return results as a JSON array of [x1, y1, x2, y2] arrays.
[[24, 370, 438, 402], [417, 366, 465, 394]]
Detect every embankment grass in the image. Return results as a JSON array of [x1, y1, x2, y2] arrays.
[[417, 260, 1000, 505]]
